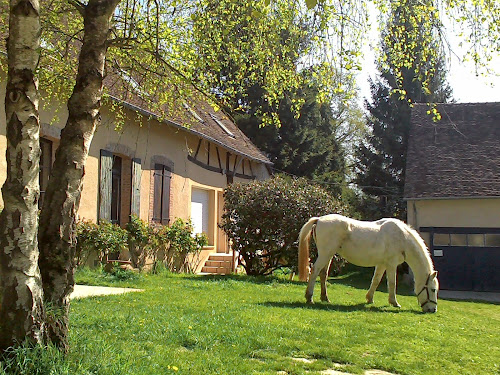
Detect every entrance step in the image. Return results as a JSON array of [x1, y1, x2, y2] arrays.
[[201, 253, 233, 275]]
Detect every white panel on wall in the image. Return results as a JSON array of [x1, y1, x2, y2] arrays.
[[191, 188, 209, 235]]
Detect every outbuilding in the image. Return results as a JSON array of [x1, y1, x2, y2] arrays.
[[404, 102, 500, 292]]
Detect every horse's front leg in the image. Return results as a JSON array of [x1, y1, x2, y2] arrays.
[[366, 265, 385, 304], [320, 260, 332, 302], [386, 266, 401, 307]]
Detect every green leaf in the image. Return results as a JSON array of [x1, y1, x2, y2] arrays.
[[305, 0, 317, 10]]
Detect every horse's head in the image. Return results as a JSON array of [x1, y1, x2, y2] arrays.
[[417, 271, 439, 313]]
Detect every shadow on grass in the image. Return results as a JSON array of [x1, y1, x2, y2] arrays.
[[333, 266, 500, 305], [185, 273, 297, 285], [188, 264, 416, 296], [260, 300, 423, 314], [320, 265, 416, 297]]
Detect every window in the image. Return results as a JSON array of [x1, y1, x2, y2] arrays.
[[422, 227, 500, 250], [210, 113, 235, 138], [111, 155, 122, 224], [183, 103, 205, 123], [467, 234, 484, 247], [152, 164, 171, 224], [39, 138, 53, 208], [486, 234, 500, 247], [420, 232, 431, 247], [434, 233, 450, 246], [118, 68, 147, 97], [450, 234, 467, 246]]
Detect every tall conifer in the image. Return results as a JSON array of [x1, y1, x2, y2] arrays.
[[355, 0, 452, 219]]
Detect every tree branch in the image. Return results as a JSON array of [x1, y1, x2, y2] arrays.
[[108, 36, 137, 48], [67, 0, 85, 17]]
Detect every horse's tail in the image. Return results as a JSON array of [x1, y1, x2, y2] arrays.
[[298, 217, 319, 281]]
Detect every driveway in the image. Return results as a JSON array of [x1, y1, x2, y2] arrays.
[[70, 285, 143, 299], [439, 290, 500, 303]]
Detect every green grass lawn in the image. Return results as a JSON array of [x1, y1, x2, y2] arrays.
[[3, 267, 499, 375]]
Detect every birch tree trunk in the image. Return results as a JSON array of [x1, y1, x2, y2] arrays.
[[38, 0, 120, 350], [0, 0, 45, 350]]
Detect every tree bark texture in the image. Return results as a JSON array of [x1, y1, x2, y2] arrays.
[[0, 0, 45, 350], [38, 0, 120, 350]]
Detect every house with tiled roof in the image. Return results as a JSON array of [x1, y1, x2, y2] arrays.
[[0, 74, 272, 274], [404, 102, 500, 292]]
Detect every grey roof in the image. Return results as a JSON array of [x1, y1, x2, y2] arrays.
[[404, 102, 500, 199]]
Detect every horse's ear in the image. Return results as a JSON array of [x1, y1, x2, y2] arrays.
[[431, 271, 438, 279]]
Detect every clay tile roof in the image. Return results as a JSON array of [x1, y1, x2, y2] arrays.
[[103, 74, 272, 165], [404, 102, 500, 199]]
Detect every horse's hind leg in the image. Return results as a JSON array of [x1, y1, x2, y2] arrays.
[[366, 265, 385, 304], [320, 260, 332, 302], [386, 266, 401, 307], [305, 253, 331, 304]]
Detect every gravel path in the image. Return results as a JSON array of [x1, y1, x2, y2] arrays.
[[70, 285, 143, 299]]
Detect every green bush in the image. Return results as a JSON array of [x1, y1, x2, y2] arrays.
[[126, 215, 160, 270], [221, 175, 346, 276], [126, 216, 207, 273], [75, 220, 128, 266], [76, 215, 207, 273], [161, 218, 208, 273]]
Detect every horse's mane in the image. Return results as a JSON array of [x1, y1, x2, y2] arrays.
[[402, 222, 434, 272]]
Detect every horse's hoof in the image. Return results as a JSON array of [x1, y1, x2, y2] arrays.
[[365, 292, 374, 304], [306, 299, 314, 305], [390, 302, 401, 308], [321, 297, 330, 303]]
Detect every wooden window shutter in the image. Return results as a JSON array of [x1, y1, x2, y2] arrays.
[[161, 168, 171, 224], [99, 149, 113, 222], [153, 164, 171, 224], [131, 158, 141, 216], [153, 164, 163, 223]]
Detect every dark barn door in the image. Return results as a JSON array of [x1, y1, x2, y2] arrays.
[[431, 246, 474, 291], [474, 247, 500, 291], [421, 227, 500, 292]]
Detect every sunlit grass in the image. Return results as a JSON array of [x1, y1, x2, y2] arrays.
[[2, 267, 499, 374]]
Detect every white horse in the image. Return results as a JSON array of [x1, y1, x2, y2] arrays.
[[298, 214, 439, 313]]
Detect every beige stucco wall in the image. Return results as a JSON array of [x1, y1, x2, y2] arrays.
[[1, 79, 270, 259], [407, 198, 500, 230]]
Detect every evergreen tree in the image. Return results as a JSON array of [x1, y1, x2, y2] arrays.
[[236, 76, 347, 196], [355, 0, 453, 220]]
